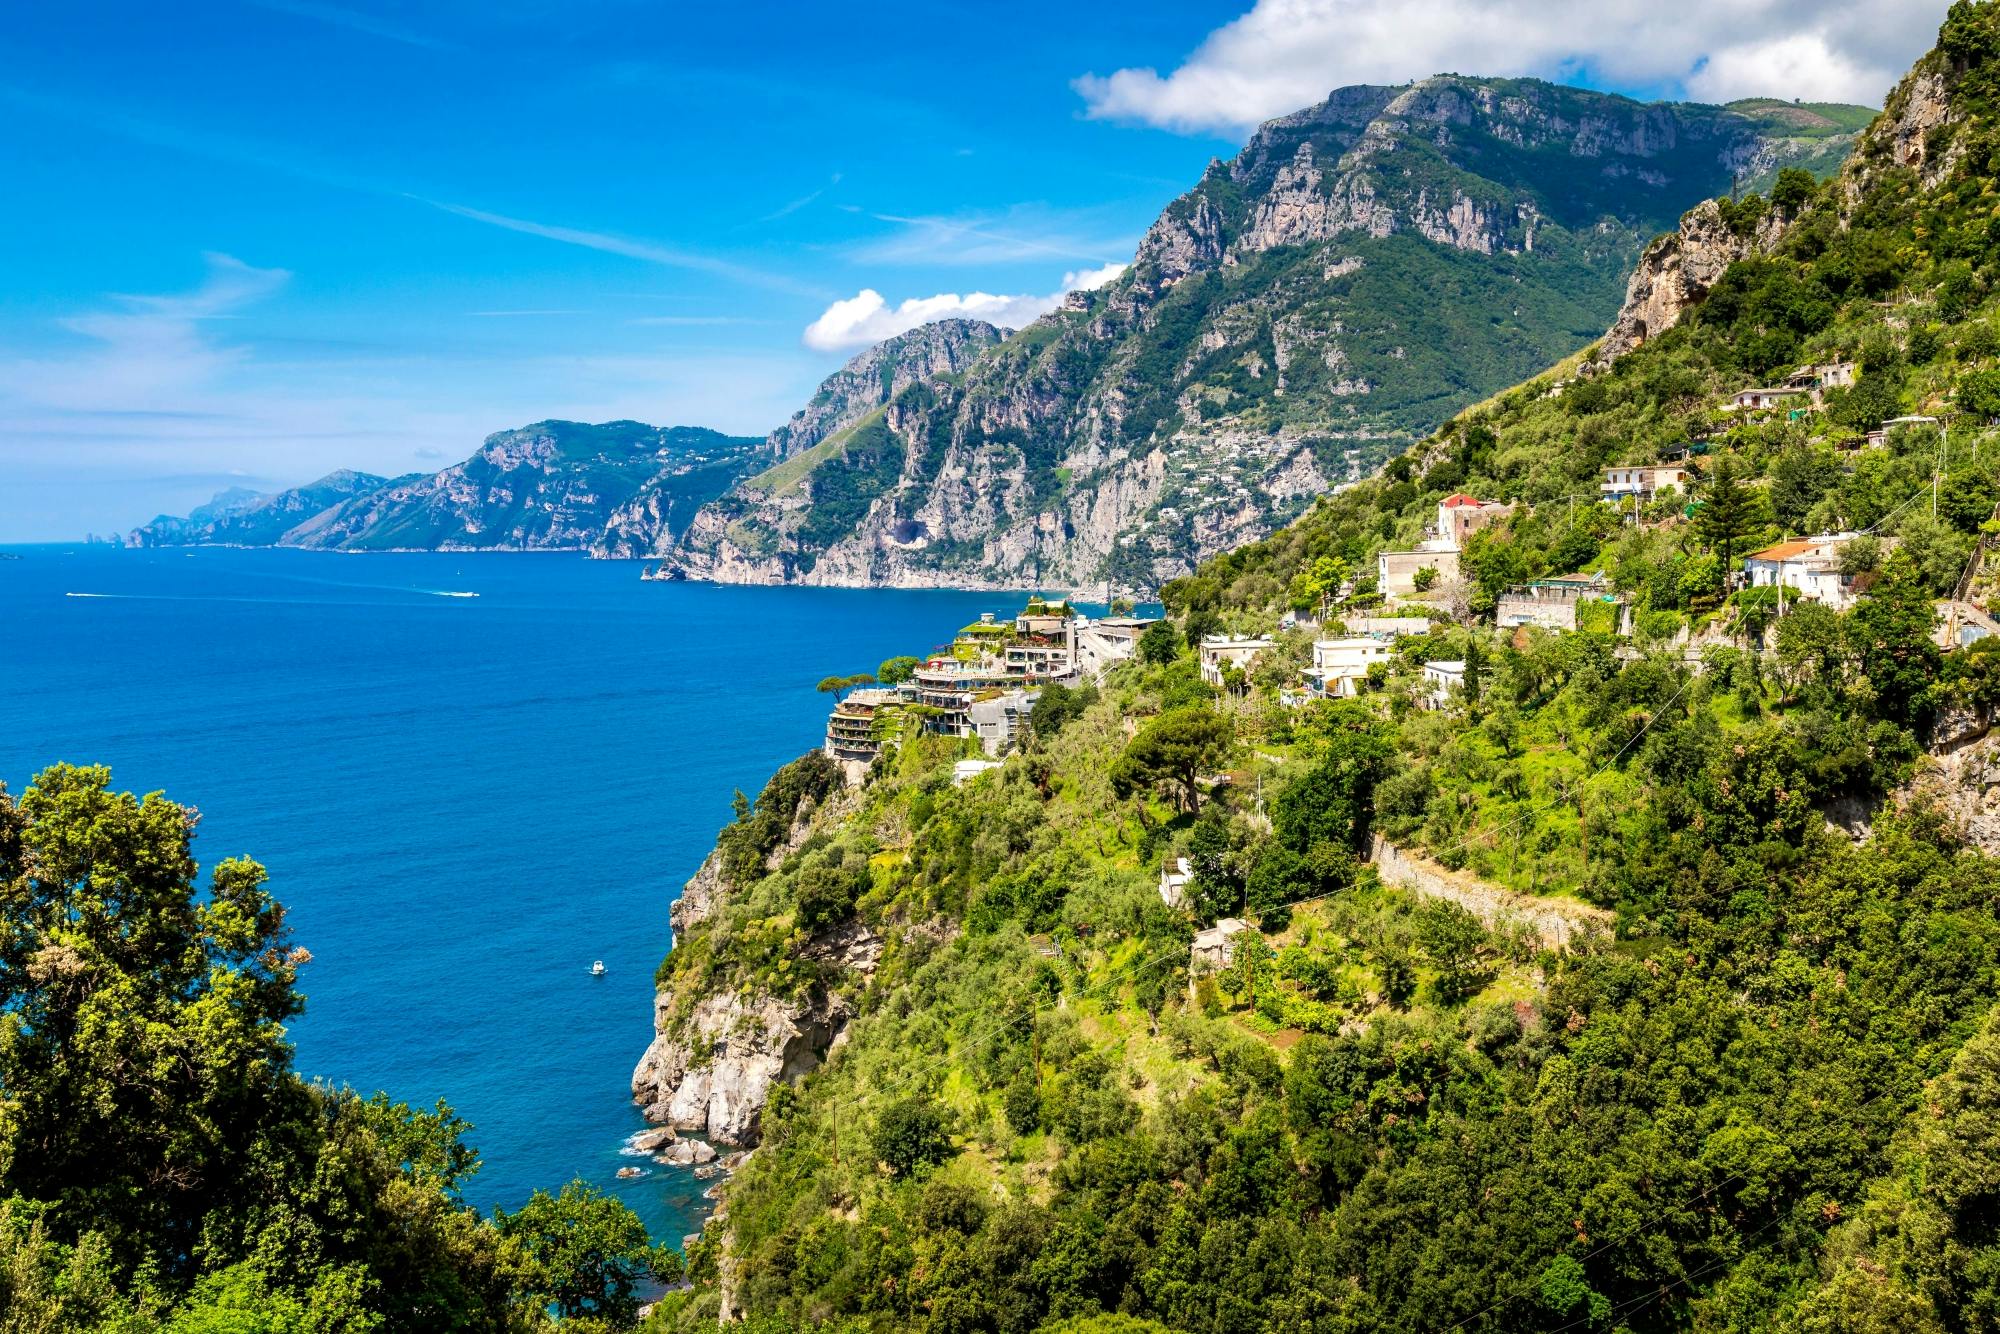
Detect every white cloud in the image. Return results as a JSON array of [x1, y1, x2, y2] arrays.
[[802, 264, 1127, 353], [1074, 0, 1947, 137]]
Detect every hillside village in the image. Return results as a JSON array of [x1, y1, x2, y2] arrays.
[[796, 362, 2000, 997]]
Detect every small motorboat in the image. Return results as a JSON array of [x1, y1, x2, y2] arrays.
[[590, 960, 606, 977]]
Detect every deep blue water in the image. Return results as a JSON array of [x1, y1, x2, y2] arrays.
[[0, 545, 1025, 1245]]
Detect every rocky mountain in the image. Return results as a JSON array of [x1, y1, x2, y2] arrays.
[[594, 320, 1003, 559], [664, 80, 1871, 592], [128, 422, 760, 552], [127, 471, 394, 548]]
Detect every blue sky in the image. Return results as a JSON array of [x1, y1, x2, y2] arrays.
[[0, 0, 1949, 539]]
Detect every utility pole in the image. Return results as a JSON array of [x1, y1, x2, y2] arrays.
[[1928, 422, 1944, 520]]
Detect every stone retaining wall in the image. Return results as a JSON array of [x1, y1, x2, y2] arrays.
[[1369, 835, 1612, 950]]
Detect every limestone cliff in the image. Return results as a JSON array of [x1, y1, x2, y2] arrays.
[[1595, 198, 1783, 362], [593, 321, 1004, 561], [630, 778, 891, 1149], [667, 77, 1870, 591]]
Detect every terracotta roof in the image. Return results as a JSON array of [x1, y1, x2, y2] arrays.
[[1749, 540, 1817, 562], [1439, 492, 1482, 507]]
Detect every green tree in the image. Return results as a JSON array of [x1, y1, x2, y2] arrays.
[[877, 655, 921, 685], [497, 1181, 676, 1324], [1271, 707, 1392, 857], [0, 764, 305, 1271], [1770, 166, 1817, 215], [871, 1098, 954, 1177], [1770, 445, 1842, 530], [1136, 621, 1181, 665], [1109, 707, 1232, 814], [1287, 555, 1350, 618], [1850, 557, 1944, 725], [1695, 456, 1768, 590], [1414, 900, 1486, 1001]]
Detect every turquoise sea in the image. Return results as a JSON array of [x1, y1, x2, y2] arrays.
[[0, 545, 1028, 1246]]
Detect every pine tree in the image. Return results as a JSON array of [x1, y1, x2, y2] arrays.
[[1696, 456, 1767, 592]]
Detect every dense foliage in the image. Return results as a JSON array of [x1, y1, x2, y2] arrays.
[[0, 764, 676, 1331], [640, 9, 2000, 1333]]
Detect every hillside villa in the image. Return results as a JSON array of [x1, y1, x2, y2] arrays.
[[1343, 616, 1433, 639], [1743, 533, 1890, 612], [1435, 493, 1514, 548], [1600, 464, 1693, 501], [1728, 386, 1808, 412], [1298, 636, 1392, 702], [1199, 635, 1276, 688], [1865, 415, 1941, 449], [1421, 660, 1466, 710]]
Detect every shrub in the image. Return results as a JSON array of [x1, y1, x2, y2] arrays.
[[872, 1098, 954, 1177]]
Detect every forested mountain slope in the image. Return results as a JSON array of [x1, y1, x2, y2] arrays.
[[665, 82, 1868, 592], [635, 7, 2000, 1332]]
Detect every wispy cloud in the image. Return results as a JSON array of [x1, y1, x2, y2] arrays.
[[845, 203, 1137, 267], [40, 252, 292, 402], [0, 87, 827, 304], [627, 315, 768, 327], [802, 263, 1126, 353], [419, 198, 833, 298], [249, 0, 457, 51]]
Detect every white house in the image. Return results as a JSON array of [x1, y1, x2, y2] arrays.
[[1742, 533, 1887, 612], [1421, 660, 1467, 710], [1198, 635, 1275, 688], [1071, 616, 1157, 679], [1304, 636, 1392, 700], [1600, 464, 1692, 501], [1865, 415, 1941, 449], [951, 758, 1004, 786], [1345, 616, 1433, 639], [1729, 386, 1808, 412], [1159, 857, 1192, 910]]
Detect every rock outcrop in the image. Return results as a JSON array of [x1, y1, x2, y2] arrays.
[[1595, 199, 1782, 362], [631, 786, 876, 1148], [631, 987, 851, 1147]]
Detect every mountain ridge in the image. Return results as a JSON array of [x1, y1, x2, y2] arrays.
[[127, 422, 761, 552], [659, 74, 1873, 592]]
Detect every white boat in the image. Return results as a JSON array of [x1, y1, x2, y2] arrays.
[[590, 960, 606, 976]]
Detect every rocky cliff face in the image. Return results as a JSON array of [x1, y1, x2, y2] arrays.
[[593, 322, 1005, 561], [1595, 199, 1787, 361], [667, 77, 1871, 592], [631, 795, 888, 1148]]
